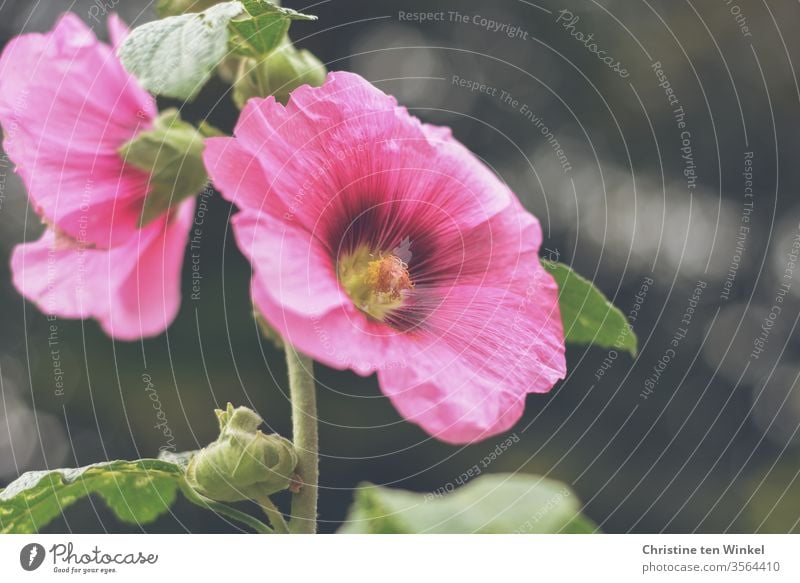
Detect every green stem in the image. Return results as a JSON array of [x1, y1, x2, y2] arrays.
[[253, 58, 270, 99], [180, 483, 273, 534], [255, 494, 289, 534], [285, 346, 318, 534]]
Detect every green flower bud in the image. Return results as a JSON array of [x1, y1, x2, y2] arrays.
[[118, 109, 208, 227], [186, 404, 298, 502], [233, 38, 326, 108]]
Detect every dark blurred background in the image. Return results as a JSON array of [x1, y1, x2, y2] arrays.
[[1, 0, 799, 533]]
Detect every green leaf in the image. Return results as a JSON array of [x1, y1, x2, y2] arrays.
[[0, 452, 276, 534], [118, 2, 243, 100], [339, 473, 597, 534], [229, 1, 317, 58], [0, 459, 184, 533], [158, 449, 198, 470], [118, 109, 208, 227], [544, 260, 637, 356]]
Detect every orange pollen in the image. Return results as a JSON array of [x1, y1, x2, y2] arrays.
[[364, 254, 414, 299]]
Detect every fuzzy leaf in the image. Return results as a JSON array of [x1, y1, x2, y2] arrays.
[[544, 261, 637, 356], [339, 473, 597, 534], [118, 2, 243, 100], [158, 449, 198, 470], [0, 459, 184, 533]]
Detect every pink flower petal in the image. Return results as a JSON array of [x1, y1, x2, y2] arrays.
[[11, 199, 194, 340], [216, 72, 510, 233], [378, 271, 566, 444], [0, 12, 156, 248], [251, 276, 400, 376], [232, 210, 349, 317], [106, 13, 130, 51], [376, 341, 528, 444], [203, 137, 290, 216]]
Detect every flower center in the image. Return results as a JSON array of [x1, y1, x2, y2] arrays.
[[338, 246, 414, 321]]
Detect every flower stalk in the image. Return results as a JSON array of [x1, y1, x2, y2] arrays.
[[285, 346, 319, 533], [254, 493, 290, 534]]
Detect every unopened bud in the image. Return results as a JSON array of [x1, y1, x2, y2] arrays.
[[233, 38, 326, 107], [186, 403, 298, 502]]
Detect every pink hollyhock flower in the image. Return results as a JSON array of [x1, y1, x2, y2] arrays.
[[204, 72, 566, 444], [0, 14, 194, 340]]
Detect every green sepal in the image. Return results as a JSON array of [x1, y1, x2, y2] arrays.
[[198, 120, 227, 137], [119, 109, 208, 227], [255, 309, 285, 349]]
